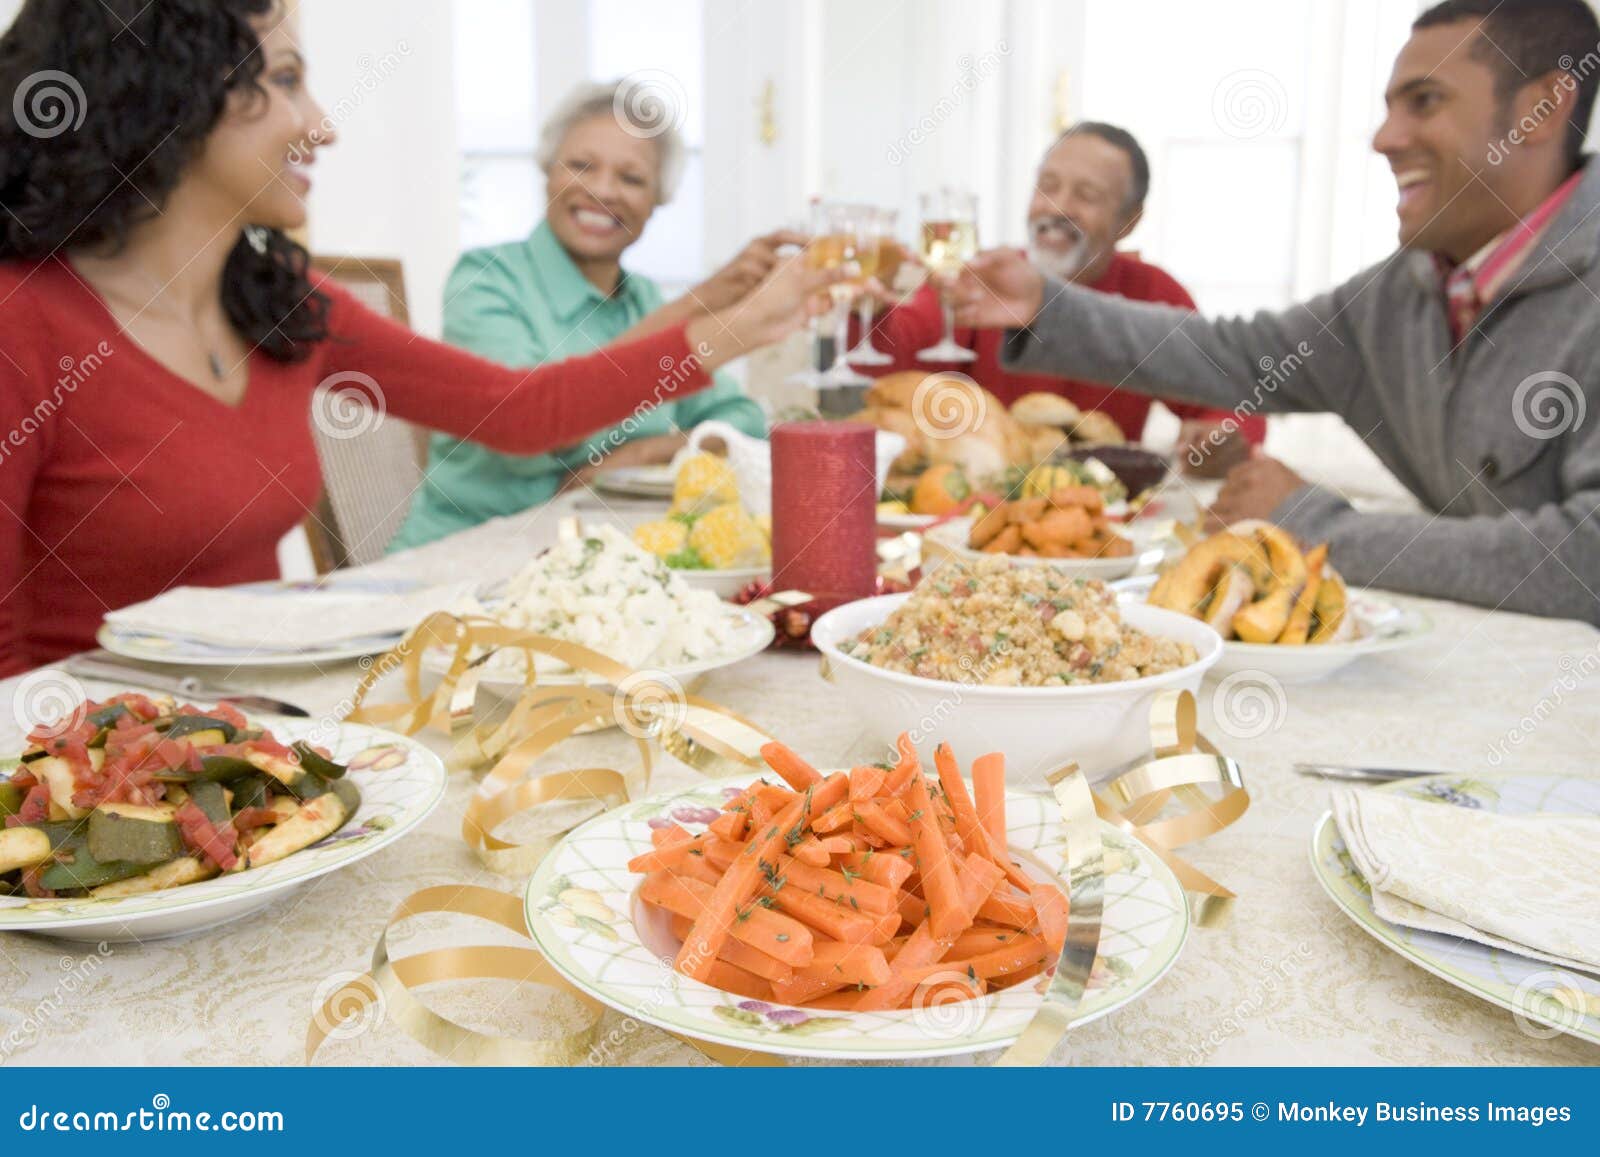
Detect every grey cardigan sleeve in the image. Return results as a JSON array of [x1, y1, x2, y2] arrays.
[[1272, 476, 1600, 626], [1001, 274, 1373, 417]]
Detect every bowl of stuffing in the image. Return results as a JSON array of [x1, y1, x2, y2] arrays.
[[809, 556, 1222, 782]]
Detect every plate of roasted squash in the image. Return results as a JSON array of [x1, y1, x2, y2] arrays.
[[922, 484, 1177, 581], [1117, 521, 1433, 683], [0, 692, 445, 941]]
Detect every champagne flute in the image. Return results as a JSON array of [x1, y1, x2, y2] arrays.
[[845, 207, 899, 367], [916, 188, 978, 364], [812, 202, 871, 388]]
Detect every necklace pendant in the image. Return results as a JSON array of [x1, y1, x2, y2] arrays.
[[208, 351, 226, 380]]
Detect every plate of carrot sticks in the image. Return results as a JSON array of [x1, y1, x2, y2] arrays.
[[523, 737, 1189, 1060]]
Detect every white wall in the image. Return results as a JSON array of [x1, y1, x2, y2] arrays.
[[299, 0, 461, 338]]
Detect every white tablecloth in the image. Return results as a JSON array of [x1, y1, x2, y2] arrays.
[[3, 488, 1597, 1066]]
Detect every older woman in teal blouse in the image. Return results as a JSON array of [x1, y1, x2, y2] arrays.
[[393, 81, 795, 549]]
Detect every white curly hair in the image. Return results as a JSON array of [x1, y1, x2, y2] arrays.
[[535, 77, 687, 205]]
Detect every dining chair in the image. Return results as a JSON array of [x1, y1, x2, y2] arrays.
[[305, 255, 431, 571]]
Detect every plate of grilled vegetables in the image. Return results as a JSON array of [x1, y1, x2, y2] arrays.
[[0, 691, 445, 941], [1116, 520, 1433, 683]]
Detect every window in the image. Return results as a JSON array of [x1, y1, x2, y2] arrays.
[[453, 0, 706, 292]]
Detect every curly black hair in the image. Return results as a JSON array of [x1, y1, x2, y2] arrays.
[[0, 0, 329, 361]]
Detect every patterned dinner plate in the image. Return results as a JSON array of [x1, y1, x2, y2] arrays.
[[1311, 772, 1600, 1047], [1114, 576, 1434, 684], [523, 773, 1189, 1060], [0, 720, 447, 943]]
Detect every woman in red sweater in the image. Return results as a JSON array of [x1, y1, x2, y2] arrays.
[[0, 0, 832, 675]]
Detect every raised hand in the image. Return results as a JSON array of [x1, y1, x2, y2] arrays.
[[690, 229, 810, 313], [949, 248, 1047, 329]]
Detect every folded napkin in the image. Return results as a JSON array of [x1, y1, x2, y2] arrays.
[[103, 580, 476, 650], [1331, 787, 1600, 975]]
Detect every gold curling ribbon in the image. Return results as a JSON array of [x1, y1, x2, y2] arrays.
[[312, 619, 1239, 1066], [1091, 689, 1250, 928]]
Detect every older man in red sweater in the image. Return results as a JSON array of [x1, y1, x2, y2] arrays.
[[856, 122, 1263, 472]]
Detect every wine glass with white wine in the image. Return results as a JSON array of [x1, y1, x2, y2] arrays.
[[845, 207, 900, 367], [916, 188, 978, 364]]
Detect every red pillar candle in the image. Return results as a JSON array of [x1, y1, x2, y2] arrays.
[[769, 421, 878, 613]]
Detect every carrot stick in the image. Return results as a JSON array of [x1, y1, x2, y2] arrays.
[[933, 743, 988, 858], [651, 824, 692, 848], [976, 885, 1037, 929], [777, 857, 898, 915], [884, 733, 920, 795], [760, 741, 824, 790], [704, 959, 771, 1002], [640, 871, 813, 967], [972, 752, 1007, 848], [850, 921, 946, 1011], [903, 935, 1048, 985], [837, 848, 914, 891], [897, 974, 986, 1009], [674, 776, 848, 981], [1030, 882, 1069, 957], [708, 809, 748, 843], [771, 973, 849, 1006], [945, 926, 1033, 958], [905, 772, 968, 940], [767, 884, 881, 943], [626, 834, 706, 874], [954, 851, 1006, 920], [797, 940, 891, 987], [849, 765, 886, 802], [817, 834, 865, 855], [791, 836, 831, 867], [854, 800, 913, 846], [666, 913, 795, 983], [811, 800, 855, 833]]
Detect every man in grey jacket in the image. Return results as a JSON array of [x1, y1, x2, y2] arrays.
[[953, 0, 1600, 624]]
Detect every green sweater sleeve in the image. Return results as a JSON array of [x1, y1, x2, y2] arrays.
[[442, 248, 549, 367]]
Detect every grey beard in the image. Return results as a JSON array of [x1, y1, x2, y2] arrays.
[[1028, 236, 1094, 282]]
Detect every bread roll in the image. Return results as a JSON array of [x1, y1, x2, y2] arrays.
[[1010, 391, 1082, 429]]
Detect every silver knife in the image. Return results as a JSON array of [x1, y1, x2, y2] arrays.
[[1294, 762, 1447, 783], [56, 654, 310, 718]]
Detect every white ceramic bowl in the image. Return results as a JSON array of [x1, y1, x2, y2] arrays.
[[675, 565, 770, 599], [810, 594, 1222, 785]]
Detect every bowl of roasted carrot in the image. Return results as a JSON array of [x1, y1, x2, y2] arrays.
[[523, 738, 1189, 1060]]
